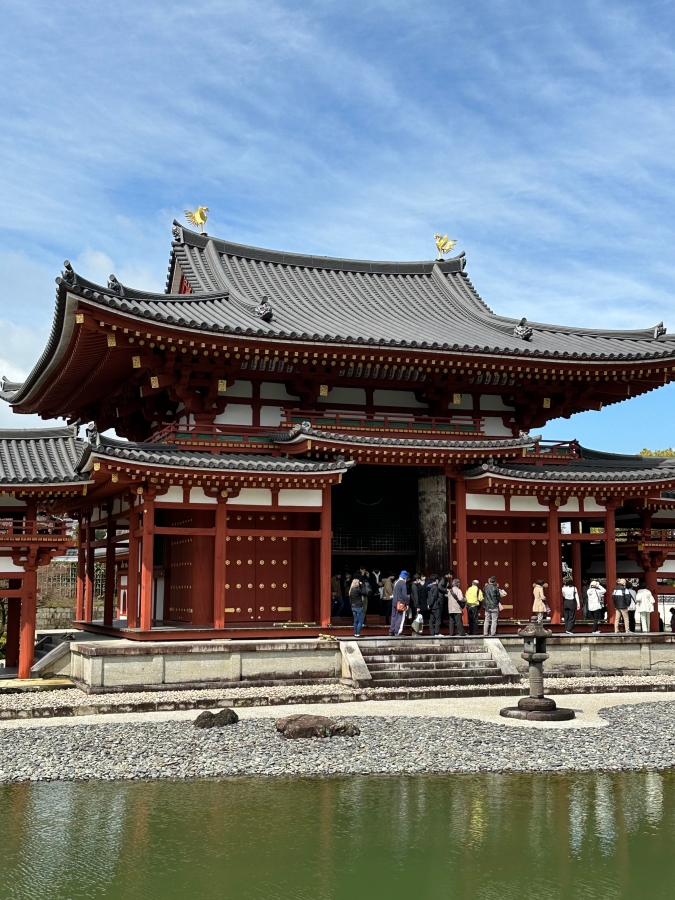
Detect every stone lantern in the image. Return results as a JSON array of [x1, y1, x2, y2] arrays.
[[500, 622, 575, 721]]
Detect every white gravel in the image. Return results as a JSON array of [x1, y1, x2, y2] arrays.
[[2, 699, 675, 782]]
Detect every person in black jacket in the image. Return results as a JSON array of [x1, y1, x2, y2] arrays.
[[427, 575, 442, 636]]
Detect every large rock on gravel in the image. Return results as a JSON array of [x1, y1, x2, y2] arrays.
[[194, 708, 239, 728], [275, 714, 360, 739]]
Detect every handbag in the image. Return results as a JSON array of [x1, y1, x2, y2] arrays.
[[396, 600, 406, 612]]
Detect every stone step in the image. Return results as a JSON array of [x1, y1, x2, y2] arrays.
[[359, 644, 485, 656], [366, 659, 498, 673], [369, 674, 508, 687], [362, 652, 493, 665], [369, 665, 500, 682]]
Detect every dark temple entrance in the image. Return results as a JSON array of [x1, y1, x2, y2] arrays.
[[331, 464, 418, 589]]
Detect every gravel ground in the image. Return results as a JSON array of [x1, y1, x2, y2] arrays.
[[4, 673, 675, 717], [2, 700, 675, 782]]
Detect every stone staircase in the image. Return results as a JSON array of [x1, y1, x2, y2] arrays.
[[356, 638, 519, 688]]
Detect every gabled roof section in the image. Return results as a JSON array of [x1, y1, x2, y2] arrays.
[[0, 426, 87, 486], [464, 446, 675, 484], [169, 222, 675, 360]]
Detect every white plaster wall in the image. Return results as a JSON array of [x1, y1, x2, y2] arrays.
[[558, 497, 579, 512], [510, 496, 547, 511], [466, 493, 506, 511], [278, 489, 322, 507], [0, 557, 25, 573], [228, 488, 273, 506], [156, 486, 184, 504], [320, 387, 366, 405], [215, 405, 253, 425], [583, 497, 606, 512], [260, 382, 300, 401], [482, 417, 513, 436], [447, 393, 473, 411], [260, 406, 283, 426], [224, 380, 253, 398], [373, 389, 427, 408], [190, 487, 217, 504], [480, 395, 515, 411], [0, 492, 26, 507]]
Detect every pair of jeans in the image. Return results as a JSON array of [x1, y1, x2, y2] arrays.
[[639, 611, 650, 633], [467, 605, 480, 635], [352, 607, 365, 636], [332, 595, 345, 617], [483, 608, 498, 635], [563, 602, 577, 633], [448, 612, 466, 636], [590, 608, 603, 632], [614, 608, 630, 633]]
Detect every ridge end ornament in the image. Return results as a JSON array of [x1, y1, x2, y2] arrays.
[[185, 206, 209, 233], [434, 234, 457, 260], [514, 317, 533, 341]]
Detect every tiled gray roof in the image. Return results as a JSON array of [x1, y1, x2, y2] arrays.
[[464, 447, 675, 484], [88, 436, 354, 474], [168, 224, 675, 361], [271, 422, 540, 450], [0, 427, 86, 485]]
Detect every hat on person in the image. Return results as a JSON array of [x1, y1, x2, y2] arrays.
[[472, 579, 480, 585], [400, 570, 409, 579]]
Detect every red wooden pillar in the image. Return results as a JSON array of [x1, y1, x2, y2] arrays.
[[104, 506, 115, 627], [547, 505, 562, 624], [320, 486, 332, 627], [140, 496, 155, 632], [454, 477, 468, 591], [84, 519, 94, 621], [604, 503, 617, 625], [18, 566, 38, 680], [213, 500, 228, 630], [126, 507, 140, 628], [5, 588, 21, 667], [75, 522, 85, 621], [644, 567, 660, 631]]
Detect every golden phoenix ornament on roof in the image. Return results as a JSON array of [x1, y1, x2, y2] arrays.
[[185, 206, 209, 232], [434, 234, 457, 260]]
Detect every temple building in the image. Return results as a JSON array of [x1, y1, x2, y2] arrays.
[[3, 221, 675, 677]]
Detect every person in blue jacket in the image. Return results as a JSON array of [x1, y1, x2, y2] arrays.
[[389, 570, 410, 636]]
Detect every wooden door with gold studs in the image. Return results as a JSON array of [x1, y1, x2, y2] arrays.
[[225, 533, 257, 622], [255, 534, 292, 622]]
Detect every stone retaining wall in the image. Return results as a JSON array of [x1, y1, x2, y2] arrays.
[[499, 633, 675, 675], [70, 639, 343, 693]]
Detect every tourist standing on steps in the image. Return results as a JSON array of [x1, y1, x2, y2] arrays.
[[427, 574, 442, 636], [612, 578, 632, 634], [532, 580, 547, 625], [587, 580, 606, 632], [349, 578, 365, 636], [562, 578, 581, 634], [381, 571, 394, 624], [448, 578, 467, 636], [464, 579, 483, 635], [390, 570, 410, 636], [483, 576, 501, 635], [358, 566, 372, 619], [635, 579, 655, 633]]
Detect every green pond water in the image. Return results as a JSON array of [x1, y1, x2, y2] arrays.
[[1, 772, 674, 899]]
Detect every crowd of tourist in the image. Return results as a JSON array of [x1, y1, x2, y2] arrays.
[[331, 567, 668, 638]]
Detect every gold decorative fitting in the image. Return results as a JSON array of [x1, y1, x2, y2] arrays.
[[319, 384, 329, 397], [132, 356, 141, 369], [543, 397, 551, 408], [111, 474, 118, 483], [107, 333, 116, 347], [93, 462, 101, 471], [150, 376, 159, 389], [218, 380, 227, 392], [452, 393, 462, 405], [136, 487, 143, 495], [75, 313, 84, 324]]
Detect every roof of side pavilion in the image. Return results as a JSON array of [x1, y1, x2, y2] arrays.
[[0, 426, 87, 488], [168, 223, 675, 360]]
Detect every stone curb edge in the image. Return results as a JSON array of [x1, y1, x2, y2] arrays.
[[2, 681, 675, 721]]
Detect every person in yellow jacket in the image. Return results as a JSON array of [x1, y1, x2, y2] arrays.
[[464, 579, 483, 635]]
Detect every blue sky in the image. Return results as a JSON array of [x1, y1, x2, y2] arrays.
[[1, 0, 675, 452]]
